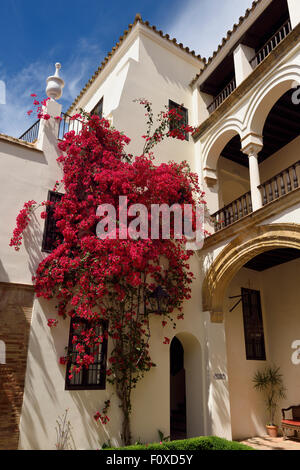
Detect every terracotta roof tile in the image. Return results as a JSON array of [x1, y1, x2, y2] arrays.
[[67, 13, 203, 114], [190, 0, 263, 87]]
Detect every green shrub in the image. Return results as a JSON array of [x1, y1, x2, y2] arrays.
[[103, 436, 254, 451]]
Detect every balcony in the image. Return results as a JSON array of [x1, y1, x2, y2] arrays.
[[250, 19, 292, 69], [207, 78, 236, 115], [19, 120, 40, 143], [211, 161, 300, 232], [19, 112, 82, 143], [57, 112, 83, 140], [205, 17, 292, 117]]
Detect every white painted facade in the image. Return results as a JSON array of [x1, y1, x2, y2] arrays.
[[0, 0, 300, 449]]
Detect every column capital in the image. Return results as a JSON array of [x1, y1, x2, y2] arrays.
[[241, 133, 263, 156]]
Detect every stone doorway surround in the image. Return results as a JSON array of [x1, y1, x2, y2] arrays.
[[202, 223, 300, 323]]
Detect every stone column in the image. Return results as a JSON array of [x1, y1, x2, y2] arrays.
[[241, 136, 263, 212]]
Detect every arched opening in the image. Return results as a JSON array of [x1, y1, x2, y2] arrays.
[[202, 224, 300, 440], [203, 127, 243, 217], [225, 246, 300, 440], [170, 333, 204, 440], [202, 223, 300, 317], [212, 85, 300, 231], [170, 337, 186, 440], [249, 78, 300, 138], [217, 134, 250, 209]]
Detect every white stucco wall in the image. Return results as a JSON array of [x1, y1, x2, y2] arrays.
[[225, 257, 300, 441], [2, 7, 300, 450], [0, 136, 62, 285], [79, 28, 201, 170], [19, 253, 215, 449]]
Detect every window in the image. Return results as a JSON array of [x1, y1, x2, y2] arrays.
[[241, 288, 266, 361], [169, 100, 189, 141], [65, 318, 108, 390], [91, 97, 103, 119], [42, 190, 64, 253]]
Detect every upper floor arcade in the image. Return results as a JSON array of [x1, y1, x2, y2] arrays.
[[192, 0, 300, 125], [192, 0, 300, 242]]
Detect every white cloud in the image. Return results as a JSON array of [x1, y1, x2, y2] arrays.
[[0, 37, 104, 138], [163, 0, 254, 58]]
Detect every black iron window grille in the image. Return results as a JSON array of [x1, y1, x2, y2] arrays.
[[169, 100, 189, 141], [65, 318, 108, 390], [42, 190, 64, 253], [241, 288, 266, 361]]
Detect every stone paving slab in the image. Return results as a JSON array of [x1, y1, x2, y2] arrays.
[[240, 436, 300, 450]]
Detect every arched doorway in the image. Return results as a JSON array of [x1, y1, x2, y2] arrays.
[[202, 224, 300, 439], [170, 333, 204, 440], [170, 337, 186, 440], [202, 223, 300, 320]]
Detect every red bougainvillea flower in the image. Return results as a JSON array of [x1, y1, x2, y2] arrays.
[[10, 100, 206, 445], [9, 200, 37, 250], [48, 319, 58, 328]]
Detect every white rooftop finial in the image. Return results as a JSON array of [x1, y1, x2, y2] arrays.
[[46, 62, 65, 101], [54, 62, 61, 77]]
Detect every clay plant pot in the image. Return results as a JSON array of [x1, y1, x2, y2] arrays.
[[266, 425, 278, 438]]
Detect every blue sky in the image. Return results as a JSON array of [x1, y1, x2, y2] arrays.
[[0, 0, 252, 137]]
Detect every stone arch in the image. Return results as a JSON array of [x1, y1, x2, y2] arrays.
[[170, 331, 204, 438], [203, 123, 243, 175], [202, 224, 300, 322], [245, 67, 300, 137]]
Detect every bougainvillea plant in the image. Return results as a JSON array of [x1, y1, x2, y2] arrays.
[[10, 98, 206, 445]]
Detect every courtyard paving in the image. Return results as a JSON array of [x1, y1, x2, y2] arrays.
[[240, 436, 300, 450]]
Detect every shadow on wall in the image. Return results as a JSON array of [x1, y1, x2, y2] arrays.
[[23, 211, 46, 279], [20, 297, 120, 450], [205, 338, 232, 438], [0, 259, 9, 283], [174, 331, 205, 439]]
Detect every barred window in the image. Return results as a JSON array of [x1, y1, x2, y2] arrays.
[[169, 100, 189, 141], [241, 288, 266, 361], [42, 190, 64, 253], [65, 318, 108, 390], [91, 97, 103, 119]]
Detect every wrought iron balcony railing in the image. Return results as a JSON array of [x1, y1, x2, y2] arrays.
[[58, 112, 83, 140], [19, 120, 40, 143], [18, 113, 83, 143]]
